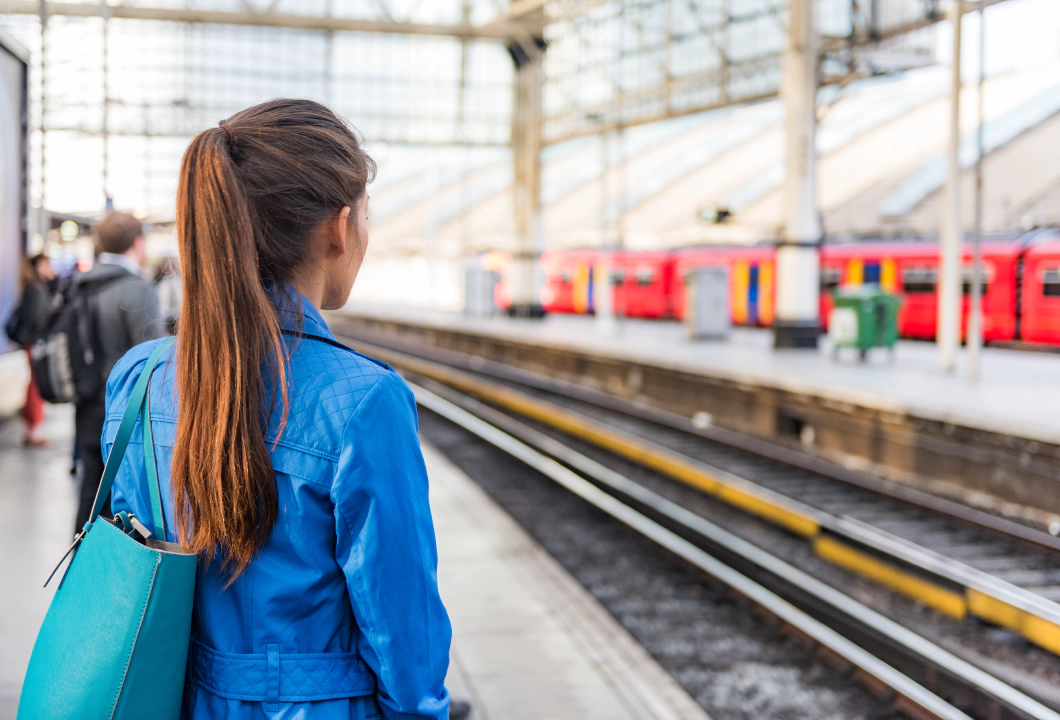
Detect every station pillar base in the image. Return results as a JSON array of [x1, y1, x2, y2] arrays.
[[507, 303, 547, 319], [774, 320, 820, 349]]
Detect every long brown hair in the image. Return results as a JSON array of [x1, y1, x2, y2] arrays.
[[173, 99, 375, 576], [20, 254, 46, 289]]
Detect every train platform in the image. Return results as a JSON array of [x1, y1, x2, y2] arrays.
[[331, 305, 1060, 527], [0, 398, 708, 720], [338, 304, 1060, 443]]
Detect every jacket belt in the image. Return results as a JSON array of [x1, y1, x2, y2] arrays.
[[189, 639, 376, 706]]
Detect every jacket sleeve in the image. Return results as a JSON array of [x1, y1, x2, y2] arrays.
[[332, 372, 451, 720]]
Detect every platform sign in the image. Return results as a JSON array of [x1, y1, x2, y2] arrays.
[[0, 30, 28, 345]]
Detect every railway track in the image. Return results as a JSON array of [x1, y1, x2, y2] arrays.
[[410, 378, 1055, 720], [328, 321, 1060, 654], [326, 320, 1060, 719]]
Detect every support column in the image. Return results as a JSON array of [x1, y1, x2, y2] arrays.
[[101, 0, 111, 210], [37, 0, 46, 240], [938, 0, 963, 372], [968, 6, 985, 381], [508, 35, 546, 318], [595, 129, 615, 334], [775, 0, 821, 349]]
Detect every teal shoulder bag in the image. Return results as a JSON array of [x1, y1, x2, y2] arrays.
[[18, 338, 198, 720]]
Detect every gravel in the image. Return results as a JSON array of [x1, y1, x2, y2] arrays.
[[420, 409, 899, 720]]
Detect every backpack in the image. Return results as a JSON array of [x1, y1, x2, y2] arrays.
[[4, 302, 25, 346], [31, 276, 122, 404]]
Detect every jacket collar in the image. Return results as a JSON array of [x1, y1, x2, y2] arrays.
[[97, 252, 143, 277], [269, 284, 336, 341], [75, 261, 135, 285]]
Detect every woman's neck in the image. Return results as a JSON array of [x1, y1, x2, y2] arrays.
[[287, 266, 326, 310]]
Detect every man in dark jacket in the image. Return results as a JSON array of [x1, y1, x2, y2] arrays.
[[73, 212, 167, 532]]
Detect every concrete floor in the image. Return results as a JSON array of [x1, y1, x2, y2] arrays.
[[0, 401, 706, 720], [0, 404, 76, 719]]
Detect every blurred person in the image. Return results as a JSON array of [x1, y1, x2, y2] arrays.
[[6, 254, 57, 446], [153, 256, 183, 332], [104, 99, 452, 719], [72, 211, 166, 533]]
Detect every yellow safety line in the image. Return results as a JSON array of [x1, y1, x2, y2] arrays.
[[1022, 612, 1060, 656], [364, 341, 1060, 656], [383, 348, 819, 538], [966, 590, 1060, 655], [966, 588, 1023, 631], [815, 536, 967, 619]]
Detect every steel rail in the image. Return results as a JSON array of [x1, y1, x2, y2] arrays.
[[330, 318, 1060, 554], [329, 324, 1060, 658], [419, 379, 1060, 720], [411, 381, 1058, 720]]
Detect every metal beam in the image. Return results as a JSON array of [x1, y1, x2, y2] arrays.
[[821, 0, 1007, 53], [0, 0, 512, 38], [544, 0, 1012, 145]]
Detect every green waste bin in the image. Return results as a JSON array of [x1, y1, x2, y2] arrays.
[[828, 286, 901, 361]]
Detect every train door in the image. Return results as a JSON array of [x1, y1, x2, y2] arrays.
[[731, 259, 750, 325], [571, 260, 593, 314], [758, 261, 774, 326], [729, 256, 775, 327], [863, 261, 881, 285], [747, 264, 760, 325], [964, 254, 1014, 342], [897, 261, 937, 339], [1020, 242, 1060, 344]]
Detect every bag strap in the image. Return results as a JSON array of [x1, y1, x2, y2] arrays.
[[142, 383, 165, 539], [88, 338, 175, 528]]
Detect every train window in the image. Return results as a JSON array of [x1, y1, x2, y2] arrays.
[[560, 269, 572, 284], [1042, 268, 1060, 297], [960, 265, 992, 296], [902, 266, 937, 294], [635, 266, 656, 286], [610, 268, 626, 285], [820, 267, 841, 290]]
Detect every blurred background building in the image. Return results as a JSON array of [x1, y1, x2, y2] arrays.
[[1, 0, 1060, 310]]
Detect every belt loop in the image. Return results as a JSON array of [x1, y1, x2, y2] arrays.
[[266, 644, 280, 711]]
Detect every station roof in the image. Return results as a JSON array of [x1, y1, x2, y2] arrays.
[[367, 59, 1060, 257]]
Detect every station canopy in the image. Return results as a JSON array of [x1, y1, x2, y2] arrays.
[[0, 0, 957, 215]]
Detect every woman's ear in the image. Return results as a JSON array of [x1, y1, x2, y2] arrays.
[[331, 206, 352, 257]]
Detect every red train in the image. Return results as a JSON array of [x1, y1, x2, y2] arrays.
[[519, 230, 1060, 346]]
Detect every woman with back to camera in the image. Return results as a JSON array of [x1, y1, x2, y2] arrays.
[[11, 253, 56, 446], [103, 99, 452, 718]]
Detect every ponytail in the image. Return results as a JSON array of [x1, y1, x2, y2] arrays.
[[172, 100, 374, 577]]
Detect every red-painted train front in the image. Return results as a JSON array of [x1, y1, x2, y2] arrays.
[[528, 234, 1060, 346]]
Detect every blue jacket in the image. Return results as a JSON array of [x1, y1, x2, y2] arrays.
[[104, 291, 452, 720]]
